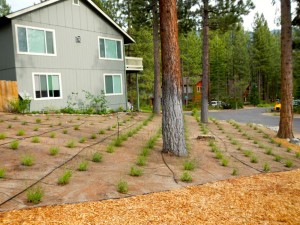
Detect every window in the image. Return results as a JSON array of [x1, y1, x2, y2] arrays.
[[99, 37, 122, 60], [104, 74, 122, 95], [197, 86, 201, 93], [73, 0, 79, 5], [33, 73, 62, 99], [16, 25, 56, 55]]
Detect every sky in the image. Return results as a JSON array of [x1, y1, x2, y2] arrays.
[[6, 0, 297, 31]]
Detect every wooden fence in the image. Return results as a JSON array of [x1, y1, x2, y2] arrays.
[[0, 80, 18, 111]]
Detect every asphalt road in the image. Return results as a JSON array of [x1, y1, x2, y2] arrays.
[[207, 107, 300, 134]]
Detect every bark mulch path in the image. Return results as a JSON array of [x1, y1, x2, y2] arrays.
[[1, 169, 299, 224]]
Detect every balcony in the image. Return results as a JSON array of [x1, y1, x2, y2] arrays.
[[125, 57, 143, 72]]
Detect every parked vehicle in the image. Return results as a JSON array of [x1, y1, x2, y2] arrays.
[[210, 101, 222, 107]]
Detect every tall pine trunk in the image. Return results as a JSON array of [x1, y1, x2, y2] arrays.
[[201, 0, 209, 123], [152, 0, 161, 114], [277, 0, 294, 138], [159, 0, 187, 156]]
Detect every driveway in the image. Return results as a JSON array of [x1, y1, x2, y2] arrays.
[[208, 107, 300, 135]]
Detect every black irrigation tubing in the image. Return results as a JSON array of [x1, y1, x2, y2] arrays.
[[206, 120, 262, 173], [161, 152, 178, 184], [0, 117, 145, 208]]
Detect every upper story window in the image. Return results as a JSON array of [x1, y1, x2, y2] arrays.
[[73, 0, 80, 5], [16, 25, 56, 56], [99, 37, 122, 60], [33, 73, 62, 100]]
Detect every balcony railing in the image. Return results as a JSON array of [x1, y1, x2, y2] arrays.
[[125, 57, 143, 72]]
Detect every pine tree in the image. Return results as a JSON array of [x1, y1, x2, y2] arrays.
[[0, 0, 10, 17]]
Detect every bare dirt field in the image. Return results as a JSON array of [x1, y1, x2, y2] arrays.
[[0, 111, 300, 223]]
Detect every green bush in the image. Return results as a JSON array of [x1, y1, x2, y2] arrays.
[[27, 186, 44, 204], [58, 170, 72, 185], [0, 133, 7, 140], [78, 161, 88, 171], [129, 166, 143, 176], [180, 171, 192, 182], [31, 136, 40, 143], [117, 180, 128, 194], [136, 155, 146, 166], [10, 140, 19, 150], [183, 160, 196, 171], [0, 168, 6, 178], [49, 147, 59, 156], [92, 152, 102, 162], [21, 155, 34, 166], [263, 163, 270, 172]]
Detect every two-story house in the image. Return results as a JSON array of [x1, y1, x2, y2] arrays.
[[0, 0, 141, 112]]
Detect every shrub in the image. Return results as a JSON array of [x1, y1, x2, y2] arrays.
[[263, 163, 270, 172], [274, 155, 282, 162], [27, 186, 44, 204], [74, 125, 80, 130], [117, 180, 128, 194], [180, 171, 193, 182], [49, 147, 59, 156], [243, 150, 252, 157], [21, 155, 34, 166], [10, 140, 19, 150], [7, 124, 12, 129], [231, 140, 238, 145], [92, 152, 102, 162], [17, 130, 25, 136], [296, 152, 300, 158], [79, 137, 87, 143], [107, 127, 111, 131], [78, 161, 88, 171], [90, 134, 97, 139], [127, 131, 134, 137], [287, 148, 292, 152], [63, 130, 68, 134], [221, 158, 229, 166], [250, 155, 258, 163], [129, 166, 143, 176], [99, 129, 105, 135], [36, 118, 41, 123], [0, 168, 6, 178], [113, 138, 122, 147], [21, 121, 28, 125], [58, 170, 72, 185], [33, 126, 39, 131], [285, 160, 293, 168], [277, 142, 282, 147], [232, 168, 238, 176], [0, 133, 7, 140], [140, 147, 150, 157], [183, 160, 196, 171], [50, 132, 56, 138], [106, 145, 115, 153], [136, 155, 146, 166], [265, 148, 273, 155], [31, 136, 40, 143], [65, 140, 76, 148]]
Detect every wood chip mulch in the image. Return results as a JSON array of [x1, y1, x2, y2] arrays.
[[1, 169, 300, 224]]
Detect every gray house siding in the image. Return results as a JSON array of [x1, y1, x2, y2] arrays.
[[0, 23, 16, 81], [8, 0, 127, 111]]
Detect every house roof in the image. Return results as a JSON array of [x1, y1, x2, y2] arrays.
[[3, 0, 135, 44]]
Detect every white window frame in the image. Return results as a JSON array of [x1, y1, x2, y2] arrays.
[[15, 24, 57, 56], [32, 73, 63, 100], [98, 36, 123, 61], [197, 86, 201, 93], [103, 74, 123, 96], [73, 0, 80, 6]]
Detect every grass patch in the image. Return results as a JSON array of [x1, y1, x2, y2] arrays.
[[231, 140, 238, 145], [7, 124, 12, 129], [78, 161, 88, 171], [274, 155, 282, 162], [232, 168, 238, 176], [250, 155, 258, 163], [50, 132, 56, 138], [36, 118, 42, 123], [285, 159, 293, 168], [140, 147, 150, 157], [287, 148, 292, 153], [49, 147, 59, 156], [58, 170, 72, 185], [90, 134, 97, 139], [33, 126, 39, 131], [27, 186, 44, 204], [99, 129, 105, 135], [136, 155, 146, 166], [16, 130, 25, 136], [63, 129, 68, 134], [92, 152, 102, 162], [263, 163, 270, 172], [296, 152, 300, 158], [10, 140, 19, 150], [21, 121, 28, 125], [277, 142, 282, 147], [21, 155, 34, 166], [79, 137, 87, 143], [31, 136, 40, 143], [243, 150, 252, 157], [106, 145, 115, 153], [65, 140, 76, 148], [112, 138, 122, 147], [117, 180, 128, 194], [129, 166, 143, 176], [0, 168, 6, 178], [74, 125, 80, 130], [221, 158, 229, 166], [180, 171, 193, 182], [0, 133, 7, 140], [265, 148, 273, 155], [107, 126, 111, 131], [253, 140, 258, 144], [183, 160, 196, 171]]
